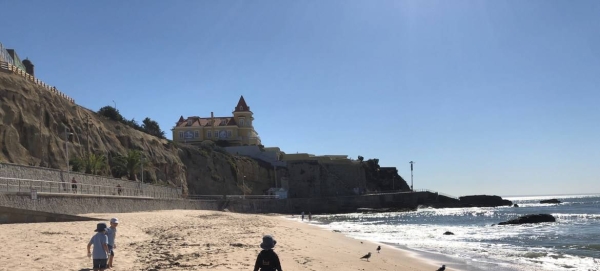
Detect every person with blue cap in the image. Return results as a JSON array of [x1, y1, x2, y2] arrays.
[[253, 235, 283, 271]]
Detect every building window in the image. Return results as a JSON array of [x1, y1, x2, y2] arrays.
[[179, 132, 183, 138], [207, 131, 212, 138], [227, 130, 232, 138], [239, 119, 244, 126], [215, 131, 219, 138], [194, 131, 199, 138]]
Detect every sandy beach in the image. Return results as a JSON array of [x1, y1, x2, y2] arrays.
[[0, 210, 456, 271]]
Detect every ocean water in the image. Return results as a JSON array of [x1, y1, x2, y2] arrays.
[[309, 194, 600, 271]]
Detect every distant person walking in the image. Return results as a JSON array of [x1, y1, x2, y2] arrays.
[[71, 177, 78, 194], [308, 212, 312, 221], [116, 184, 122, 196], [301, 211, 305, 221]]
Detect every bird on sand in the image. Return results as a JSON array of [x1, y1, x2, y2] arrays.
[[360, 252, 372, 261], [436, 264, 446, 271], [376, 245, 381, 253]]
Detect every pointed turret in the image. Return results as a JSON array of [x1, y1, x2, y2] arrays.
[[234, 95, 250, 112]]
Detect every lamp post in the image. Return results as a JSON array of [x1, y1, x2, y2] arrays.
[[141, 156, 145, 183], [243, 175, 246, 199], [112, 100, 117, 110], [64, 126, 74, 174], [409, 161, 415, 191]]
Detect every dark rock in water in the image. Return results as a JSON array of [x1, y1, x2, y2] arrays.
[[540, 199, 561, 204], [443, 231, 454, 235], [513, 204, 519, 207], [498, 214, 556, 225], [459, 195, 513, 207]]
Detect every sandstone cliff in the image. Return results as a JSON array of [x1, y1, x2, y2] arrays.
[[0, 71, 409, 197], [0, 71, 277, 195]]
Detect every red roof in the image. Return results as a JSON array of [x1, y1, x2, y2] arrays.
[[234, 95, 250, 112]]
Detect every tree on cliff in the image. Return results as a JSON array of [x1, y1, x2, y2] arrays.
[[142, 117, 166, 139], [98, 106, 124, 122], [110, 150, 150, 181]]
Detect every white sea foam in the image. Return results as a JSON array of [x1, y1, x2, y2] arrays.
[[312, 194, 600, 271]]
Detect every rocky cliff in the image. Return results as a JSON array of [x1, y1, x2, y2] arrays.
[[0, 71, 409, 197], [0, 71, 277, 195]]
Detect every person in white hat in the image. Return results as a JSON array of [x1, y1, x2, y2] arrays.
[[107, 218, 119, 268]]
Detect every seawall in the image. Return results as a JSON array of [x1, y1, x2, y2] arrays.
[[0, 193, 220, 215], [0, 191, 448, 217], [0, 162, 179, 197]]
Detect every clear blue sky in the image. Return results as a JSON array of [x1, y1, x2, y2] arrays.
[[2, 1, 599, 196]]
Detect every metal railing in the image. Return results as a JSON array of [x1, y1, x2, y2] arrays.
[[0, 177, 180, 199], [187, 194, 280, 200], [0, 61, 74, 103]]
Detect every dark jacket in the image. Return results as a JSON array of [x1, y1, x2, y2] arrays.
[[253, 249, 282, 271]]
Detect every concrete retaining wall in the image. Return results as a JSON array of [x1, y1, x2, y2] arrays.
[[0, 205, 102, 224], [0, 191, 444, 219], [0, 163, 179, 197], [224, 191, 434, 214], [0, 193, 220, 215]]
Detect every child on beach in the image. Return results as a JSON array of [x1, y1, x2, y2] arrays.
[[107, 218, 119, 268], [87, 223, 109, 271], [253, 235, 283, 271]]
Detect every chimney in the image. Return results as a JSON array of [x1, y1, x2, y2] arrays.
[[211, 112, 214, 118]]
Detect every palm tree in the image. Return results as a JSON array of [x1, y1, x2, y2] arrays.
[[86, 153, 107, 175], [111, 150, 150, 181], [70, 153, 106, 175]]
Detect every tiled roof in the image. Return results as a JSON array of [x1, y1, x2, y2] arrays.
[[175, 116, 237, 128], [234, 95, 250, 112]]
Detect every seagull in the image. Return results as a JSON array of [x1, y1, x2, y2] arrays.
[[360, 252, 371, 261], [376, 245, 381, 253], [436, 264, 446, 271]]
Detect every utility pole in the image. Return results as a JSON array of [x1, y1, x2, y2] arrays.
[[409, 161, 415, 191], [141, 156, 145, 183], [274, 165, 277, 188], [64, 126, 74, 177], [86, 115, 91, 158]]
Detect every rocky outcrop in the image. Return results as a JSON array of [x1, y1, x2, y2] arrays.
[[540, 199, 561, 204], [497, 214, 556, 225], [459, 195, 513, 207]]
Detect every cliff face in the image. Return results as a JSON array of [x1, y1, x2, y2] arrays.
[[0, 71, 410, 197], [0, 72, 276, 194]]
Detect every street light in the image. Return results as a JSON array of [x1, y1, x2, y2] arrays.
[[64, 126, 74, 174], [112, 100, 117, 110], [409, 161, 416, 191], [141, 156, 145, 183]]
